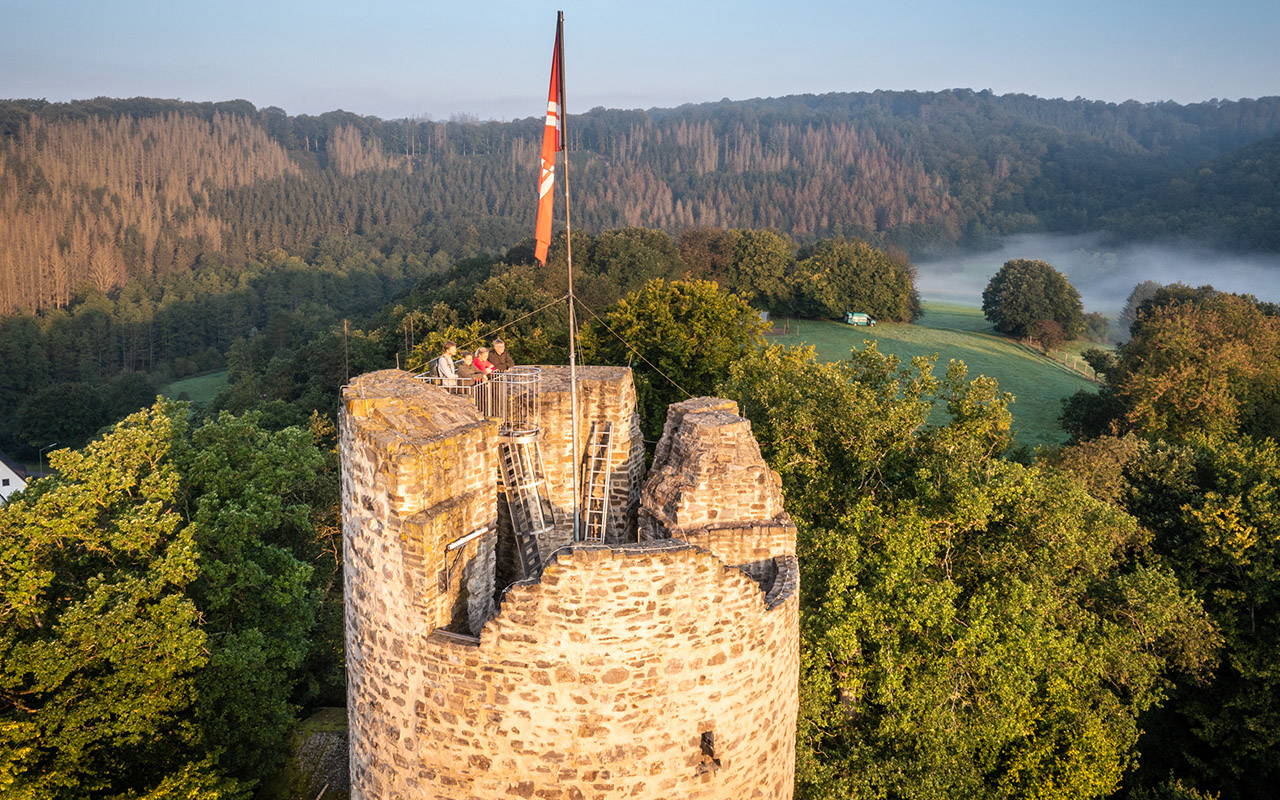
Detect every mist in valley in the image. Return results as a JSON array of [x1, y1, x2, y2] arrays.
[[914, 233, 1280, 321]]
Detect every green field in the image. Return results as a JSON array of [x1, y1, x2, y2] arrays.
[[160, 370, 228, 406], [769, 303, 1097, 450]]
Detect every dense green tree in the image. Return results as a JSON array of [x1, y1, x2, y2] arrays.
[[1052, 433, 1280, 799], [0, 403, 239, 798], [982, 258, 1084, 340], [0, 400, 329, 797], [790, 238, 921, 322], [676, 226, 739, 281], [0, 315, 50, 409], [720, 345, 1215, 800], [178, 411, 324, 783], [725, 228, 794, 308], [1082, 310, 1110, 343], [16, 382, 111, 452], [582, 278, 767, 440], [585, 227, 687, 298], [1124, 436, 1280, 798], [1060, 385, 1127, 443]]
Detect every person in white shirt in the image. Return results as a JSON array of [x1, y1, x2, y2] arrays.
[[432, 341, 459, 386]]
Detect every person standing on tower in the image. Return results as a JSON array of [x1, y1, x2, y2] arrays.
[[489, 339, 515, 373], [473, 347, 496, 378], [457, 350, 482, 386], [432, 341, 459, 387]]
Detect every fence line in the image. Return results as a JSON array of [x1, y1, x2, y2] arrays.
[[1049, 349, 1099, 382]]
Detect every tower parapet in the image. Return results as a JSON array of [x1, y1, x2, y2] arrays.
[[641, 396, 796, 586], [341, 369, 497, 637]]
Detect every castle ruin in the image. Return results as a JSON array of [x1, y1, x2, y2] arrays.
[[340, 366, 799, 799]]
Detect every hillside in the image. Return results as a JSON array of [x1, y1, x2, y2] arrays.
[[772, 302, 1096, 449], [1103, 129, 1280, 249], [3, 91, 1280, 314]]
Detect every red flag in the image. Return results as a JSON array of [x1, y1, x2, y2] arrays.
[[534, 16, 564, 265]]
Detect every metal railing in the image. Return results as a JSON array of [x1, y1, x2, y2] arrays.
[[417, 365, 542, 436]]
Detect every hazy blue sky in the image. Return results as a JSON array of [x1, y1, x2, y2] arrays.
[[4, 0, 1277, 121]]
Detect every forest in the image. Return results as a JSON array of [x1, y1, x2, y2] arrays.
[[3, 91, 1280, 315], [2, 92, 1280, 799]]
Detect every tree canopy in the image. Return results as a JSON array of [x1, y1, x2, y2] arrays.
[[982, 258, 1084, 341], [1047, 432, 1280, 799], [1051, 283, 1280, 798], [0, 401, 332, 798], [583, 278, 767, 441], [791, 238, 921, 322], [1061, 285, 1280, 443], [719, 345, 1214, 800], [7, 90, 1280, 316]]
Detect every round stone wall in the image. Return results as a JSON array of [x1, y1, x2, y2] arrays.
[[345, 540, 799, 800]]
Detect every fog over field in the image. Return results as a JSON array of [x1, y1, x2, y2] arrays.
[[915, 234, 1280, 318]]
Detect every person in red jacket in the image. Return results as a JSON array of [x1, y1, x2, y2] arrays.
[[473, 347, 496, 377]]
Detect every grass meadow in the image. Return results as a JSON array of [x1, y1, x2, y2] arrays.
[[161, 370, 228, 407], [767, 303, 1098, 451]]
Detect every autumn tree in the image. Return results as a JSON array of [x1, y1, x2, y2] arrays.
[[982, 258, 1084, 341], [1061, 288, 1280, 443]]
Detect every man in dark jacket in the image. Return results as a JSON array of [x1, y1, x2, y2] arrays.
[[489, 339, 515, 373]]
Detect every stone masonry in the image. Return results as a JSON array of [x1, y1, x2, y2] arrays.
[[341, 369, 799, 800], [641, 397, 796, 587], [531, 366, 646, 543], [495, 367, 647, 590]]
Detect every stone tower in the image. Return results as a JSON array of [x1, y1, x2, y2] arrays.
[[340, 367, 798, 799]]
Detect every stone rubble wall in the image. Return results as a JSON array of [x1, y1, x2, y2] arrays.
[[639, 397, 795, 581], [526, 366, 646, 549], [649, 396, 740, 473], [674, 520, 797, 586], [380, 542, 799, 800], [494, 366, 647, 589], [342, 371, 500, 798]]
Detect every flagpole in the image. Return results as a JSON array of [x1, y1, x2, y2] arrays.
[[558, 11, 581, 542]]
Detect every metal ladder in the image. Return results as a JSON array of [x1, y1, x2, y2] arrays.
[[497, 433, 553, 578], [581, 421, 614, 542]]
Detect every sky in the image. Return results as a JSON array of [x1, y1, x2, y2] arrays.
[[3, 0, 1278, 122]]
